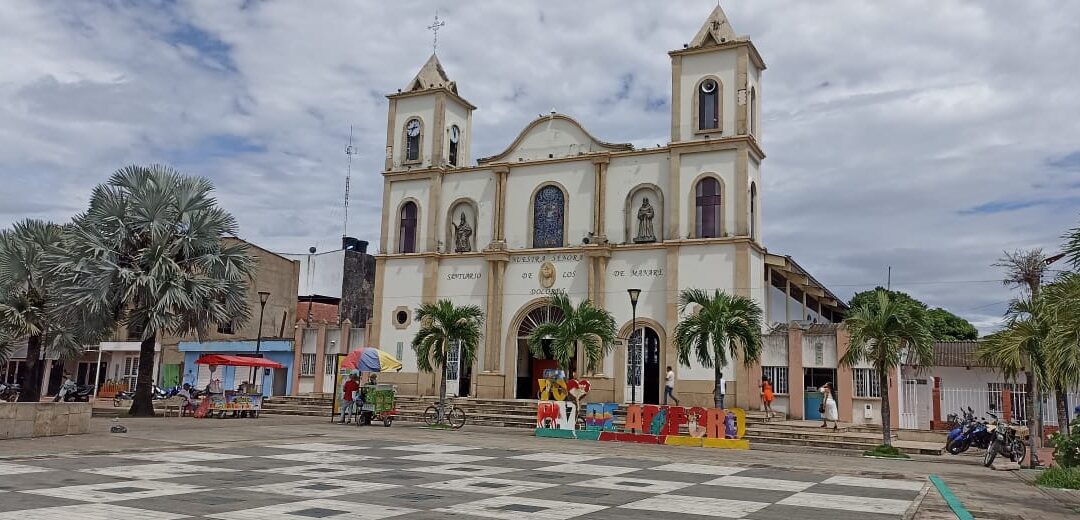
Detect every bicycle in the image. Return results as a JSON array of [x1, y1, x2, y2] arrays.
[[422, 402, 467, 430]]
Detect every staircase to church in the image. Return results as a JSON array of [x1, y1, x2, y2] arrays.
[[260, 395, 942, 455]]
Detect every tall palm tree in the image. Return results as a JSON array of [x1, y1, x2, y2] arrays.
[[841, 289, 934, 447], [0, 220, 96, 402], [674, 289, 763, 409], [993, 249, 1051, 462], [412, 299, 484, 419], [1039, 274, 1080, 438], [52, 165, 255, 416], [526, 293, 617, 376]]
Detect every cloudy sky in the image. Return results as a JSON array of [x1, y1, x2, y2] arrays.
[[2, 0, 1078, 333]]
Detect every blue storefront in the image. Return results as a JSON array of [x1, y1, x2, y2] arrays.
[[177, 340, 294, 397]]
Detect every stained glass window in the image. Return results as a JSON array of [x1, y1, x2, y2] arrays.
[[533, 185, 565, 248]]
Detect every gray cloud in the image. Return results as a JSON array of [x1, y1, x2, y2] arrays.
[[1, 0, 1078, 334]]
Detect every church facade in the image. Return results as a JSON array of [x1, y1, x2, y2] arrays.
[[370, 6, 847, 409]]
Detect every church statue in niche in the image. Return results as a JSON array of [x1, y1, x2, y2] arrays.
[[634, 197, 657, 243], [452, 212, 473, 252], [539, 262, 556, 288]]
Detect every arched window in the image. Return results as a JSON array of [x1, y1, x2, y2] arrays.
[[532, 185, 565, 248], [749, 87, 758, 136], [698, 79, 720, 131], [398, 201, 418, 253], [448, 125, 460, 166], [695, 177, 722, 238], [404, 118, 422, 163], [750, 182, 758, 240]]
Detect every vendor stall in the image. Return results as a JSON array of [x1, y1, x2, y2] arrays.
[[193, 354, 284, 418]]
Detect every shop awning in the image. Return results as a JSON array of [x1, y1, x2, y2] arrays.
[[194, 354, 285, 369]]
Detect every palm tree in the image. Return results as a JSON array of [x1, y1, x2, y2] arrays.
[[841, 289, 934, 447], [1039, 274, 1080, 438], [412, 299, 484, 420], [993, 249, 1051, 462], [52, 165, 255, 416], [0, 220, 97, 402], [526, 293, 617, 376], [673, 289, 763, 409]]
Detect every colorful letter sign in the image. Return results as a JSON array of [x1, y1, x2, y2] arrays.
[[535, 402, 749, 449]]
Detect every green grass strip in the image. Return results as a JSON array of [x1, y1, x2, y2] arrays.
[[929, 475, 974, 520]]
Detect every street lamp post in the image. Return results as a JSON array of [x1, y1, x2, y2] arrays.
[[627, 289, 641, 405], [250, 291, 271, 389]]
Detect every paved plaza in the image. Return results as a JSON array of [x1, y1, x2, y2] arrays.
[[0, 416, 1075, 519], [0, 440, 924, 519]]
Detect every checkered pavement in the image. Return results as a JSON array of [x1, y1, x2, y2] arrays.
[[0, 440, 926, 519]]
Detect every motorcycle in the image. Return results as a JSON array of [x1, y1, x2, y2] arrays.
[[0, 382, 20, 402], [113, 384, 169, 407], [982, 412, 1028, 467], [53, 380, 93, 402], [945, 407, 993, 455]]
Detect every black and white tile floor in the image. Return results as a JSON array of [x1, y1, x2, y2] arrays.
[[0, 440, 926, 519]]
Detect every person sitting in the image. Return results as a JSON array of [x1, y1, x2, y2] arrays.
[[177, 383, 196, 416]]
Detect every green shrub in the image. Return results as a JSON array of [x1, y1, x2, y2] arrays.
[[863, 444, 910, 459], [1048, 419, 1080, 469], [1035, 466, 1080, 490]]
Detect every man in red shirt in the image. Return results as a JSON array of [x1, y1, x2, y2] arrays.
[[339, 374, 361, 424]]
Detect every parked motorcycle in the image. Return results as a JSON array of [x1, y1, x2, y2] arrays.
[[0, 382, 20, 402], [945, 407, 994, 455], [53, 380, 93, 402], [113, 384, 169, 407], [982, 412, 1028, 467]]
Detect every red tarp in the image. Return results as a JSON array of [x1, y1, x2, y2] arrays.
[[194, 354, 284, 369]]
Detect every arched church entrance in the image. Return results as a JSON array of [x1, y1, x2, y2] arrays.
[[627, 327, 662, 404], [514, 304, 570, 399]]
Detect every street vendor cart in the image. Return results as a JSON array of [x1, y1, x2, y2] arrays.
[[193, 354, 284, 419], [334, 347, 403, 427]]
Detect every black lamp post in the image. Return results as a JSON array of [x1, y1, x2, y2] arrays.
[[627, 288, 641, 405], [250, 291, 271, 388]]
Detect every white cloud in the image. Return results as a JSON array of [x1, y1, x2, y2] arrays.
[[1, 0, 1078, 334]]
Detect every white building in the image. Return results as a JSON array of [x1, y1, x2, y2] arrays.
[[371, 6, 846, 407]]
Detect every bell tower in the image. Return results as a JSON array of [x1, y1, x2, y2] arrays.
[[385, 54, 476, 171], [669, 4, 765, 144]]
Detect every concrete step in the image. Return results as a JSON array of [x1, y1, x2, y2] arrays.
[[746, 434, 942, 455]]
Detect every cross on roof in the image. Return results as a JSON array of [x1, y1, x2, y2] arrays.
[[427, 11, 446, 54]]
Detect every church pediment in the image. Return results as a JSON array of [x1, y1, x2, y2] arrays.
[[477, 113, 632, 165]]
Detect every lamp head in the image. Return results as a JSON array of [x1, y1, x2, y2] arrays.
[[627, 288, 641, 305], [259, 291, 270, 305]]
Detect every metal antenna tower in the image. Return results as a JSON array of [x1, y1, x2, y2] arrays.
[[343, 126, 356, 238]]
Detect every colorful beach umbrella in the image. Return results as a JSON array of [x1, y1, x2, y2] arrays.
[[341, 347, 403, 373]]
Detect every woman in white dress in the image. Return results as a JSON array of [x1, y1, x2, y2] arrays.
[[820, 382, 839, 430]]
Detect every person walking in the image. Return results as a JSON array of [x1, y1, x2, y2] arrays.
[[717, 372, 726, 410], [820, 382, 839, 430], [664, 366, 680, 406], [759, 376, 775, 420], [339, 374, 360, 424]]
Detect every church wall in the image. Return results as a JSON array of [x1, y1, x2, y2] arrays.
[[387, 178, 431, 253], [675, 242, 738, 382], [504, 161, 594, 249], [439, 170, 495, 252], [392, 96, 437, 169], [679, 149, 737, 237], [505, 118, 602, 163], [678, 51, 738, 140], [605, 249, 668, 328], [377, 257, 426, 374], [750, 248, 766, 317], [605, 153, 669, 244]]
